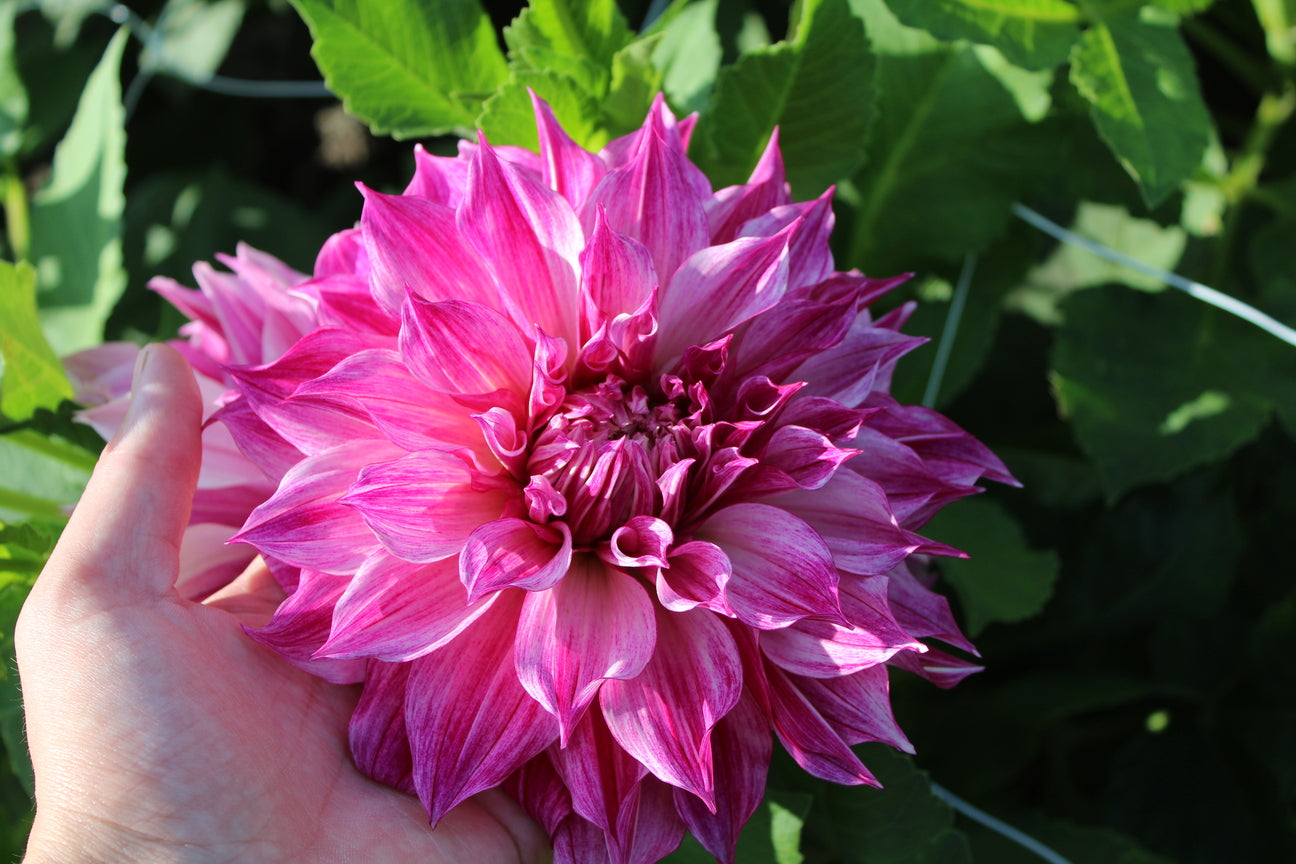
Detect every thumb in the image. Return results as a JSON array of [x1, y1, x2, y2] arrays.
[[44, 343, 204, 602]]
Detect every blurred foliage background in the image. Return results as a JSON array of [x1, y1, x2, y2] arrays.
[[2, 0, 1295, 861]]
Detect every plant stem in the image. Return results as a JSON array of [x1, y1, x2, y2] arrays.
[[3, 160, 29, 262]]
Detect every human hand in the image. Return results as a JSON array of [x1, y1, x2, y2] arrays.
[[16, 344, 550, 864]]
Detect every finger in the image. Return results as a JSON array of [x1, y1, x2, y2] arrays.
[[44, 343, 204, 602]]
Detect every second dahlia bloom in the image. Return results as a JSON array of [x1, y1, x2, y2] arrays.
[[220, 95, 1014, 863]]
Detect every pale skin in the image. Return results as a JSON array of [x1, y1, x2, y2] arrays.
[[16, 344, 551, 864]]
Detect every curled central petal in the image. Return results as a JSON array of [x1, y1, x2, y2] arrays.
[[527, 379, 696, 546]]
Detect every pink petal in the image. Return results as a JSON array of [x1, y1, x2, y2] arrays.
[[583, 116, 710, 290], [601, 606, 742, 809], [532, 89, 606, 208], [655, 227, 792, 366], [459, 133, 583, 346], [705, 128, 790, 244], [760, 613, 923, 679], [796, 665, 914, 752], [359, 185, 500, 315], [404, 143, 469, 207], [406, 592, 558, 823], [460, 517, 573, 601], [887, 644, 984, 689], [516, 555, 656, 741], [654, 540, 732, 615], [886, 558, 978, 655], [697, 503, 844, 629], [317, 553, 496, 661], [579, 208, 658, 337], [244, 568, 365, 684], [293, 348, 485, 455], [349, 660, 416, 795], [602, 515, 673, 569], [772, 471, 954, 577], [399, 296, 533, 403], [673, 689, 771, 864], [234, 441, 396, 572], [737, 189, 836, 293], [792, 311, 925, 408], [765, 662, 879, 786], [210, 396, 304, 483], [341, 449, 515, 564]]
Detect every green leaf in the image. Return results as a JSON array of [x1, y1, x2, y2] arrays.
[[1012, 201, 1187, 325], [0, 261, 74, 423], [844, 1, 1055, 273], [884, 0, 1081, 70], [503, 0, 634, 84], [0, 2, 28, 157], [477, 70, 606, 152], [922, 498, 1059, 636], [799, 746, 971, 864], [288, 0, 508, 138], [0, 430, 92, 523], [37, 0, 103, 45], [694, 0, 875, 195], [1152, 0, 1216, 13], [0, 520, 58, 797], [1069, 9, 1212, 207], [140, 0, 247, 84], [1253, 0, 1296, 64], [26, 28, 127, 357], [602, 35, 666, 139], [651, 0, 723, 114], [1051, 285, 1286, 500]]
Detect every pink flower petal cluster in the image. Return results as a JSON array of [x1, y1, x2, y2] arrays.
[[80, 95, 1015, 863]]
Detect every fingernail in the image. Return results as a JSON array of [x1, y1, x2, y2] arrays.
[[106, 345, 156, 451]]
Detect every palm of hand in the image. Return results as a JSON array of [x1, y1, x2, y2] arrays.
[[17, 345, 547, 864]]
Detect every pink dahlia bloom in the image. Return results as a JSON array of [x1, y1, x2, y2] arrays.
[[115, 94, 1013, 863]]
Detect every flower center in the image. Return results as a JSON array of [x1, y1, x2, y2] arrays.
[[526, 377, 698, 547]]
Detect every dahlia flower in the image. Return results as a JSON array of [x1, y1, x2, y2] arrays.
[[91, 94, 1014, 863]]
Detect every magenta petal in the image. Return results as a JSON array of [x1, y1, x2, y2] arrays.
[[697, 503, 844, 629], [614, 777, 686, 864], [399, 295, 533, 400], [797, 665, 914, 753], [404, 143, 469, 207], [349, 660, 416, 795], [579, 208, 659, 335], [655, 228, 792, 365], [359, 185, 499, 315], [459, 134, 583, 345], [773, 471, 940, 577], [551, 704, 648, 833], [759, 611, 923, 679], [655, 540, 732, 614], [673, 690, 771, 864], [460, 517, 573, 600], [532, 89, 606, 208], [406, 592, 558, 823], [886, 558, 978, 655], [341, 450, 514, 563], [318, 554, 496, 661], [583, 117, 709, 288], [516, 556, 656, 741], [887, 644, 984, 689], [293, 348, 484, 454], [765, 662, 879, 786], [244, 568, 364, 684], [603, 515, 672, 569], [602, 606, 742, 809], [234, 441, 396, 572]]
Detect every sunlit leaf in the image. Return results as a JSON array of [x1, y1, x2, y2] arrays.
[[140, 0, 247, 84], [1069, 9, 1212, 207], [0, 261, 74, 423], [694, 0, 874, 195], [288, 0, 507, 138], [477, 69, 607, 152], [27, 28, 127, 357], [884, 0, 1081, 69], [0, 2, 28, 158]]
